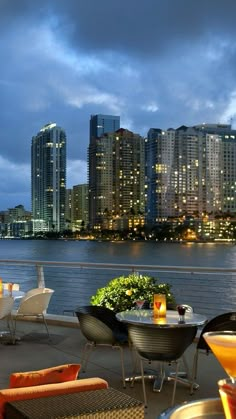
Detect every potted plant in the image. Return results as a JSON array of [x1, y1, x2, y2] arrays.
[[90, 272, 175, 312]]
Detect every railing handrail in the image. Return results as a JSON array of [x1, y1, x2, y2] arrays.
[[0, 259, 235, 274]]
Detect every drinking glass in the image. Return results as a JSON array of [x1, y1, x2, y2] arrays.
[[203, 331, 236, 382], [218, 378, 236, 419], [177, 305, 186, 323]]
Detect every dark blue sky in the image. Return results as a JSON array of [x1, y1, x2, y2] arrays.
[[1, 0, 236, 210]]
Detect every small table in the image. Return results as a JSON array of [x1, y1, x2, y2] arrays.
[[116, 309, 207, 392]]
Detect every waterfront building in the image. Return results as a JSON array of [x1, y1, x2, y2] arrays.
[[31, 123, 66, 233], [88, 114, 120, 230], [65, 189, 72, 229], [194, 123, 236, 215], [6, 220, 33, 238], [88, 127, 145, 230], [5, 205, 31, 223], [146, 123, 236, 226], [89, 114, 120, 140], [145, 128, 176, 224], [71, 184, 88, 231], [0, 205, 32, 238]]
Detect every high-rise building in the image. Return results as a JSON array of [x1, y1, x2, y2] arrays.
[[90, 114, 120, 140], [88, 114, 120, 229], [146, 123, 236, 226], [31, 122, 66, 233], [72, 184, 88, 230], [145, 128, 176, 224], [88, 126, 145, 230], [65, 188, 72, 228]]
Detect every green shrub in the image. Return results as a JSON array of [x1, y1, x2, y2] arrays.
[[90, 273, 175, 312]]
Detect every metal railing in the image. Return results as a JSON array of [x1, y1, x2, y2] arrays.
[[0, 259, 235, 319]]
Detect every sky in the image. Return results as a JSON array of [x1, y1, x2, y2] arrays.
[[1, 0, 236, 211]]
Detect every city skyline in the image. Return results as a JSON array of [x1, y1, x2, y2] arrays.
[[1, 1, 236, 209]]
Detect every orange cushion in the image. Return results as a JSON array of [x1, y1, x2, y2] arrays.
[[9, 364, 81, 389], [0, 377, 108, 419]]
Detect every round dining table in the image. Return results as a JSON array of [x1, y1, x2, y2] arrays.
[[116, 309, 207, 327]]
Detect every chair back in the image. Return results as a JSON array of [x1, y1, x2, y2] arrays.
[[128, 324, 197, 362], [23, 287, 52, 299], [0, 296, 14, 319], [197, 312, 236, 352], [77, 312, 115, 344], [75, 306, 128, 345], [18, 289, 54, 315]]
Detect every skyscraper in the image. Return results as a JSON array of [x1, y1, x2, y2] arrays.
[[88, 126, 145, 230], [31, 123, 66, 233], [72, 183, 88, 230], [89, 114, 120, 140], [145, 128, 176, 224], [88, 114, 120, 229], [146, 123, 236, 225]]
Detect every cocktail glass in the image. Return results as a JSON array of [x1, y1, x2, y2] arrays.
[[203, 331, 236, 419], [203, 331, 236, 382], [154, 301, 162, 318], [136, 300, 145, 310]]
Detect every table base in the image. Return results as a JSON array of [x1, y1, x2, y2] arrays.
[[127, 367, 199, 393]]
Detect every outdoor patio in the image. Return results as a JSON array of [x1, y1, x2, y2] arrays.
[[0, 316, 226, 418]]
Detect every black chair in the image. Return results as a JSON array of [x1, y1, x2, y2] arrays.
[[75, 305, 128, 388], [128, 323, 197, 407], [190, 311, 236, 394]]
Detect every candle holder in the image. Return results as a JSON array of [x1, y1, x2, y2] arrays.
[[153, 294, 166, 318]]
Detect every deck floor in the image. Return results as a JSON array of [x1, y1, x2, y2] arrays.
[[0, 317, 226, 418]]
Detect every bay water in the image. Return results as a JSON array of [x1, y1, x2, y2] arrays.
[[0, 240, 235, 316], [0, 239, 235, 267]]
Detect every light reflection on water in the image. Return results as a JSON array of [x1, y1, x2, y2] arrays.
[[0, 240, 236, 315], [0, 239, 235, 267]]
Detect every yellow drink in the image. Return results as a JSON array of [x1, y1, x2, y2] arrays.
[[218, 379, 236, 419], [204, 332, 236, 379]]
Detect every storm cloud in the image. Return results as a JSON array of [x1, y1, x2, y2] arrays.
[[1, 0, 236, 209]]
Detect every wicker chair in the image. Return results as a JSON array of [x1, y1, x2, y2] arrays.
[[190, 311, 236, 394], [128, 323, 197, 407], [75, 306, 129, 388]]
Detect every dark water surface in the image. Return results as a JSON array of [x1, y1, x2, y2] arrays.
[[0, 240, 235, 316], [0, 239, 235, 267]]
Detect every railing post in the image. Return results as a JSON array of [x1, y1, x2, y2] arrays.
[[36, 264, 45, 288]]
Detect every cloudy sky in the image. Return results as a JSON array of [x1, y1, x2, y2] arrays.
[[1, 0, 236, 210]]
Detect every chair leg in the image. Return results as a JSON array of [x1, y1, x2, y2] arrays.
[[171, 361, 180, 407], [130, 348, 139, 388], [7, 314, 15, 344], [42, 313, 50, 338], [116, 345, 126, 389], [154, 362, 166, 393], [140, 358, 147, 408], [190, 349, 198, 395], [182, 354, 190, 378], [12, 317, 18, 344], [81, 342, 94, 372]]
